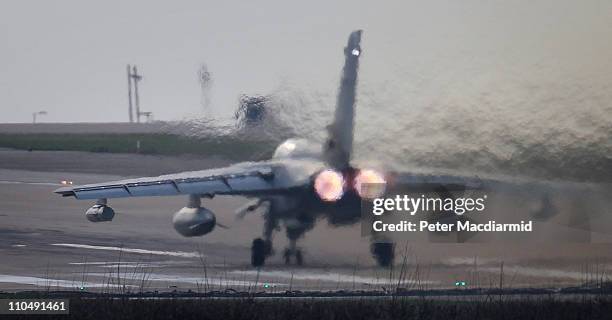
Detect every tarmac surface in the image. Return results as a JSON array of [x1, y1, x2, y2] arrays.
[[1, 148, 612, 293]]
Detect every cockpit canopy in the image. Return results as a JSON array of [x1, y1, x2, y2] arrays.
[[273, 138, 321, 159]]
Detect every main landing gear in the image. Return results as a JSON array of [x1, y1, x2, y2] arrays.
[[371, 242, 395, 267], [251, 238, 273, 267]]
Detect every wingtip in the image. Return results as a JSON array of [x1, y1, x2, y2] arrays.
[[54, 186, 76, 197]]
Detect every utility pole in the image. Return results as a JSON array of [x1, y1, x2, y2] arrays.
[[132, 65, 143, 123], [126, 65, 151, 123], [127, 65, 134, 123]]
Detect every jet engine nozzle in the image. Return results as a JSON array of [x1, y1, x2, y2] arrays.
[[172, 207, 216, 237], [353, 169, 386, 200], [314, 169, 346, 202], [85, 204, 115, 222]]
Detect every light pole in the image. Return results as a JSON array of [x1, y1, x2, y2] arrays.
[[32, 111, 47, 124]]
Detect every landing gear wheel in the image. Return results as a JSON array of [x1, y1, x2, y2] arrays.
[[251, 238, 266, 267], [263, 239, 273, 257], [371, 242, 395, 267], [295, 249, 303, 266]]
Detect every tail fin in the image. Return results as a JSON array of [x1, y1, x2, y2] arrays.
[[324, 30, 362, 169]]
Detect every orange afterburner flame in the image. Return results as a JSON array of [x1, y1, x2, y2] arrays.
[[314, 169, 345, 202], [353, 169, 386, 199]]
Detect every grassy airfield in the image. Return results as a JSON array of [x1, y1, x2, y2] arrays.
[[0, 133, 276, 161]]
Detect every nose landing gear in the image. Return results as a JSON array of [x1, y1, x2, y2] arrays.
[[283, 247, 303, 266]]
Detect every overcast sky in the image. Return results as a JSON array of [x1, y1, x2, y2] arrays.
[[1, 0, 611, 123]]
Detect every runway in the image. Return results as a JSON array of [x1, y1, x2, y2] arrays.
[[1, 149, 612, 292]]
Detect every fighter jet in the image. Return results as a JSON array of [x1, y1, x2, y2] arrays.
[[55, 30, 484, 267]]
